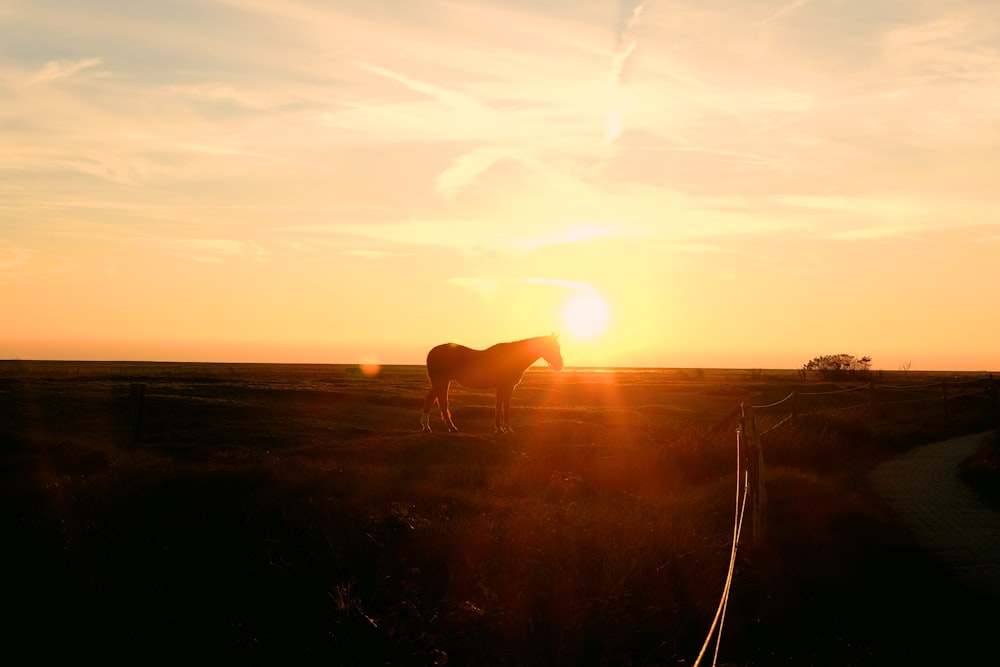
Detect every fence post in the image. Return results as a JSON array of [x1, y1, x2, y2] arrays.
[[991, 374, 998, 422], [868, 381, 875, 421], [740, 404, 767, 545], [791, 390, 798, 425], [941, 380, 948, 423], [128, 382, 146, 448]]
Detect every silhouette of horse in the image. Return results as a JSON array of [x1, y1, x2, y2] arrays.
[[421, 334, 564, 433]]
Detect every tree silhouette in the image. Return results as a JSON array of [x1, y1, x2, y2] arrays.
[[802, 354, 872, 380]]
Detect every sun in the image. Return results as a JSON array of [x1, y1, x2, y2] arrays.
[[561, 291, 611, 339]]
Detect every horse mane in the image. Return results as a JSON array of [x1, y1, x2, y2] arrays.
[[498, 334, 556, 345], [489, 334, 557, 352]]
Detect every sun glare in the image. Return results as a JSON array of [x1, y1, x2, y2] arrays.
[[561, 292, 611, 339]]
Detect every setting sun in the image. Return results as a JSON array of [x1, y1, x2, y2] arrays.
[[561, 292, 611, 339]]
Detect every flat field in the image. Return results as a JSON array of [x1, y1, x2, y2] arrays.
[[1, 361, 997, 665]]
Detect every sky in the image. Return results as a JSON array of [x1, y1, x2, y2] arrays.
[[2, 0, 999, 371]]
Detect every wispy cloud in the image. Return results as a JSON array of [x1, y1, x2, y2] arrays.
[[133, 238, 269, 264], [516, 224, 621, 251], [604, 1, 644, 144], [357, 61, 481, 111], [658, 242, 776, 262], [450, 276, 603, 302], [819, 226, 925, 242], [435, 147, 514, 200], [0, 240, 74, 285], [517, 278, 598, 293], [163, 82, 277, 110], [281, 220, 620, 256], [447, 277, 500, 301], [0, 241, 36, 277], [342, 249, 392, 260], [30, 57, 103, 84], [757, 0, 811, 26]]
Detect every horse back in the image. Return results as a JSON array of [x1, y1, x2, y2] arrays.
[[426, 343, 526, 389]]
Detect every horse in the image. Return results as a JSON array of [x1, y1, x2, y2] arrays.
[[420, 334, 564, 433]]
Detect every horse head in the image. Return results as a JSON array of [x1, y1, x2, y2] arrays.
[[540, 333, 564, 371]]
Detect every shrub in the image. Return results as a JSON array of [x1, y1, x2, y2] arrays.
[[802, 354, 872, 381]]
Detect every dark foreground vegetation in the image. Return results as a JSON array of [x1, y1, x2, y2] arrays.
[[1, 361, 998, 665], [960, 429, 1000, 509]]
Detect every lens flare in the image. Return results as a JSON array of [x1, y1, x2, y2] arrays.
[[359, 354, 381, 378]]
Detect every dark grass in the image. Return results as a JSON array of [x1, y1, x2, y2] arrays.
[[1, 363, 998, 665], [960, 430, 1000, 509]]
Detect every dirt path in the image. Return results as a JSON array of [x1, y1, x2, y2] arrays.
[[869, 431, 1000, 601]]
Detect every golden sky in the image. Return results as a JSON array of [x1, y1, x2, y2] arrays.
[[2, 0, 999, 370]]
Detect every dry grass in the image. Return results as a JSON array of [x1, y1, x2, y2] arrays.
[[1, 363, 997, 664], [960, 429, 1000, 508]]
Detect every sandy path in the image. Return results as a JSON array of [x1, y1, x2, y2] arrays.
[[869, 431, 1000, 601]]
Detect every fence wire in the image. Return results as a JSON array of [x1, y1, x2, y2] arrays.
[[693, 429, 750, 667], [691, 373, 995, 664], [752, 374, 996, 419]]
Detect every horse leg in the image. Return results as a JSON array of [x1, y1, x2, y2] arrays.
[[438, 383, 458, 432], [421, 387, 437, 432], [493, 391, 503, 433], [501, 389, 514, 433], [495, 386, 514, 434], [500, 387, 514, 434]]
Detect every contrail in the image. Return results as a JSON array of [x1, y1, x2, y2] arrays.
[[604, 1, 644, 145]]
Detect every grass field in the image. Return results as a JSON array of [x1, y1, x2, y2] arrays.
[[2, 361, 998, 665]]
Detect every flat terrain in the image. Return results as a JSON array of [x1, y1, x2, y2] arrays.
[[1, 361, 998, 665]]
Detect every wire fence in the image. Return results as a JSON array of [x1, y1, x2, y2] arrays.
[[695, 373, 998, 666], [752, 374, 997, 429]]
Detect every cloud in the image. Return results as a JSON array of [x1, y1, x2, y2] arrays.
[[357, 61, 479, 111], [517, 278, 597, 293], [0, 241, 34, 273], [0, 240, 74, 285], [163, 82, 276, 110], [131, 238, 269, 264], [31, 57, 103, 84], [604, 1, 644, 145], [447, 277, 500, 301], [516, 224, 621, 251], [342, 249, 391, 260], [659, 242, 776, 261], [281, 219, 620, 256], [435, 147, 514, 200], [451, 277, 604, 302], [757, 0, 811, 26], [818, 226, 924, 242], [4, 2, 999, 286]]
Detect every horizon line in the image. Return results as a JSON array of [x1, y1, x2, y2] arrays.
[[1, 359, 996, 374]]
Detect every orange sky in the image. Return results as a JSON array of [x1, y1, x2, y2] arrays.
[[2, 1, 999, 371]]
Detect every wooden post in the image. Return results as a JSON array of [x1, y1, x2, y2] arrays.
[[990, 374, 997, 422], [791, 390, 798, 425], [941, 380, 949, 423], [868, 381, 875, 421], [128, 383, 146, 448], [740, 404, 767, 545]]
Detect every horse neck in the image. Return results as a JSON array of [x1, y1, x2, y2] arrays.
[[509, 338, 546, 369]]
